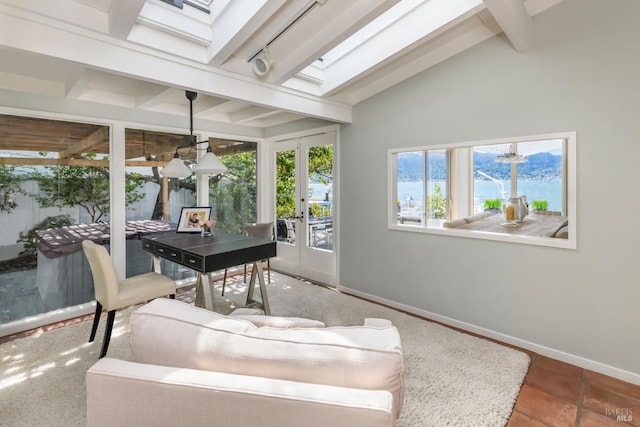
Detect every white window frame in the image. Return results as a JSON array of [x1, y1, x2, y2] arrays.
[[388, 131, 577, 250]]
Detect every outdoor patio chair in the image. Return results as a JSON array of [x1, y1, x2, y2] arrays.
[[82, 240, 176, 358], [221, 222, 274, 296]]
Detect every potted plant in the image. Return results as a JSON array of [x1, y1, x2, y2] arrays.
[[532, 199, 548, 213], [483, 198, 502, 214]]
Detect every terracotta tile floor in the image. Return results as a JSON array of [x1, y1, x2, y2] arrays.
[[509, 353, 640, 426]]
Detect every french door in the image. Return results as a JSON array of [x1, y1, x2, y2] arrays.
[[271, 132, 336, 285]]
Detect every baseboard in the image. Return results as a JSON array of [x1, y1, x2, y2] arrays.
[[339, 285, 640, 386]]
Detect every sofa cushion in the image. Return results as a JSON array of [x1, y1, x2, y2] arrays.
[[130, 299, 404, 418], [229, 314, 325, 328]]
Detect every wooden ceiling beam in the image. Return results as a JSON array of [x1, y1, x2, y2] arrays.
[[0, 157, 167, 168], [58, 127, 110, 159]]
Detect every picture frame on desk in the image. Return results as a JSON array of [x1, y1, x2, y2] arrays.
[[177, 207, 212, 233]]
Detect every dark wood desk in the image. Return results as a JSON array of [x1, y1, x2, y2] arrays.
[[141, 231, 276, 314]]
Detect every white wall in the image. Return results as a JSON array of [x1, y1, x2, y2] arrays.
[[339, 0, 640, 382]]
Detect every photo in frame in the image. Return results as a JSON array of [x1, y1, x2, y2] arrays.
[[177, 207, 212, 233]]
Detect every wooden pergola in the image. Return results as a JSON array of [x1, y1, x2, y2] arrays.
[[0, 114, 256, 220], [0, 114, 188, 166]]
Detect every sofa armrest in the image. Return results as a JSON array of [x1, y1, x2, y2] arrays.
[[87, 358, 395, 427]]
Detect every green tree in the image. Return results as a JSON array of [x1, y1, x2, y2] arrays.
[[426, 183, 447, 219], [33, 153, 146, 222], [276, 150, 296, 219], [0, 165, 23, 213], [17, 214, 75, 256], [209, 151, 257, 234]]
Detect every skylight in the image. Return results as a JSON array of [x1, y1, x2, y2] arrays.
[[159, 0, 213, 14], [291, 0, 483, 96]]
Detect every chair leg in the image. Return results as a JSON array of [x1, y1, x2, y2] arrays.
[[222, 269, 228, 296], [89, 301, 102, 343], [99, 310, 116, 359], [244, 264, 248, 283], [267, 259, 271, 283]]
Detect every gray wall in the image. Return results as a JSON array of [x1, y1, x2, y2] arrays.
[[340, 0, 640, 379]]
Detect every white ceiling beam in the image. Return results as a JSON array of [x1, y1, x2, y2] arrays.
[[65, 69, 99, 99], [135, 87, 176, 109], [193, 98, 233, 116], [207, 0, 288, 67], [230, 106, 281, 124], [0, 9, 352, 123], [108, 0, 147, 39], [0, 0, 109, 33], [482, 0, 534, 52], [0, 71, 65, 98]]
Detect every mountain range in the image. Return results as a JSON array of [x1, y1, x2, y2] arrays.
[[397, 151, 562, 181]]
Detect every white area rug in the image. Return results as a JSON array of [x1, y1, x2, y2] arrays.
[[0, 272, 530, 426]]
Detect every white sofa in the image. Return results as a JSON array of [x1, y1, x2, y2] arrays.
[[86, 299, 404, 427]]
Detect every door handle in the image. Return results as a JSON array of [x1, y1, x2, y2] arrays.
[[294, 212, 305, 222]]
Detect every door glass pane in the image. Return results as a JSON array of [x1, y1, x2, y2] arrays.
[[307, 145, 333, 251], [275, 149, 296, 244]]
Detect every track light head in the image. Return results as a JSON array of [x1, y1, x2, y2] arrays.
[[252, 48, 271, 77]]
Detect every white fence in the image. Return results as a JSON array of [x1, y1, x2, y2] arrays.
[[0, 180, 196, 248]]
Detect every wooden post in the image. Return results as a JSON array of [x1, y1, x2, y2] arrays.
[[162, 175, 169, 221]]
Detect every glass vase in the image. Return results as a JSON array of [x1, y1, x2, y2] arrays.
[[201, 229, 213, 237]]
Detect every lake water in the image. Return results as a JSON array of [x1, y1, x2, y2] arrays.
[[398, 180, 562, 212], [309, 179, 562, 213]]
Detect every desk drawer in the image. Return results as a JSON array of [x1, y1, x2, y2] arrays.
[[183, 252, 204, 271], [154, 243, 182, 262]]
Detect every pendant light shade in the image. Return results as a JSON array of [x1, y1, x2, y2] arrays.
[[194, 146, 227, 175], [160, 150, 191, 178], [159, 90, 227, 178]]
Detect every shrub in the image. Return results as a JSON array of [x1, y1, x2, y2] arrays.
[[17, 214, 75, 256]]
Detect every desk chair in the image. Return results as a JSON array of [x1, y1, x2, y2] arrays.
[[222, 222, 274, 296], [82, 240, 176, 358]]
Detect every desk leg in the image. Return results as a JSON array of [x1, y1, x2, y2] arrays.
[[195, 273, 214, 310], [150, 255, 161, 273], [246, 262, 270, 315]]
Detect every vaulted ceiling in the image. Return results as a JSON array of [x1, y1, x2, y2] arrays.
[[0, 0, 563, 130]]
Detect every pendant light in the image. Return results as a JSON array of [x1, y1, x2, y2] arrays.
[[159, 148, 191, 178], [194, 145, 227, 174], [494, 152, 528, 164], [159, 90, 227, 178]]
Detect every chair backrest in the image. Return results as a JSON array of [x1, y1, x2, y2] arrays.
[[242, 222, 275, 240], [82, 240, 120, 309]]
